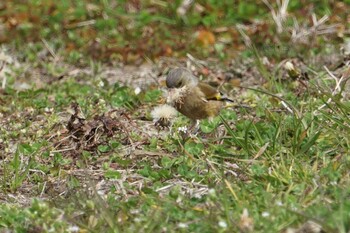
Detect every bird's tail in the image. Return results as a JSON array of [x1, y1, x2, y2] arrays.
[[220, 97, 234, 102]]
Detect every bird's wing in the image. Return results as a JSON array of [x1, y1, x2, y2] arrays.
[[197, 82, 234, 102], [197, 82, 221, 100]]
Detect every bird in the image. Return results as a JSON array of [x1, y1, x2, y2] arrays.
[[166, 67, 233, 130]]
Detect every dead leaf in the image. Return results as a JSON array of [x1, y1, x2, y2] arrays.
[[229, 78, 241, 87], [195, 29, 216, 47]]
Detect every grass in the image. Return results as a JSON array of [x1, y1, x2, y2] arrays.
[[3, 1, 348, 63], [1, 1, 350, 233]]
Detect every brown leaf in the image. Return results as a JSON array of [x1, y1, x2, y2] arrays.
[[229, 78, 241, 87], [196, 29, 216, 46]]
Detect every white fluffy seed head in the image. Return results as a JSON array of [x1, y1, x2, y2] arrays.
[[166, 86, 188, 105], [284, 61, 295, 71], [151, 104, 178, 121], [134, 87, 142, 95]]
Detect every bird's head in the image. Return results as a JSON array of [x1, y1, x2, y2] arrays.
[[166, 68, 198, 89]]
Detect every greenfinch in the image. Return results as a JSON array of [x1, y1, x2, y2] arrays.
[[166, 67, 233, 122]]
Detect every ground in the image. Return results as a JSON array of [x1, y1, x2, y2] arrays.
[[0, 1, 350, 233]]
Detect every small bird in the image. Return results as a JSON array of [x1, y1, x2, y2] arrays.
[[166, 67, 233, 128]]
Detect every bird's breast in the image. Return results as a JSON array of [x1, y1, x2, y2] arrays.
[[174, 88, 222, 120]]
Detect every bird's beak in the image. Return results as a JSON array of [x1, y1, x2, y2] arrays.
[[168, 88, 176, 96], [167, 87, 183, 104]]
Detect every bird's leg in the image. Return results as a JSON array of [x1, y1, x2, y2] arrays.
[[190, 119, 200, 136]]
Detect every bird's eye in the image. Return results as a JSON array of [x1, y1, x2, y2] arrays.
[[177, 81, 183, 87]]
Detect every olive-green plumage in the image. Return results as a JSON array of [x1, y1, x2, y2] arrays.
[[166, 68, 233, 120]]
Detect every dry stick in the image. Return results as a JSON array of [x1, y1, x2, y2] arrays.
[[177, 138, 195, 161], [0, 62, 5, 89], [39, 181, 47, 198], [64, 19, 96, 29], [156, 184, 174, 192], [186, 53, 207, 68], [41, 38, 57, 60], [205, 158, 223, 181], [238, 85, 301, 118], [52, 130, 80, 150], [51, 147, 76, 153], [313, 66, 346, 115], [236, 85, 309, 132]]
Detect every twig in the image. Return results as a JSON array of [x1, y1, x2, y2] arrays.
[[313, 66, 346, 115], [41, 38, 57, 60], [186, 53, 207, 68], [0, 61, 5, 89], [51, 147, 76, 153], [156, 184, 174, 192], [40, 181, 47, 198], [64, 19, 96, 29]]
